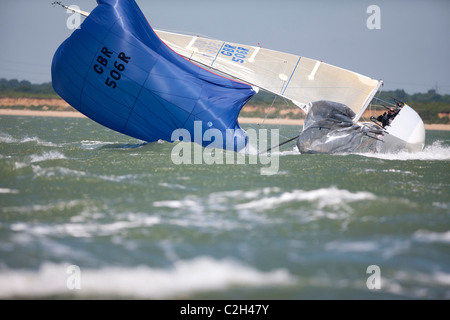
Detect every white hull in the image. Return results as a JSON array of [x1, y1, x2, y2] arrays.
[[376, 104, 425, 153]]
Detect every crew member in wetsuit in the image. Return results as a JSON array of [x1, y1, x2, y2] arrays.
[[375, 112, 389, 127], [386, 108, 397, 125]]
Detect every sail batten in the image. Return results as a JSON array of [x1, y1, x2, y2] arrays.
[[155, 30, 381, 117], [282, 57, 301, 96]]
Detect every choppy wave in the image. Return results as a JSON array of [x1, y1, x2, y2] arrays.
[[154, 187, 375, 212], [383, 269, 450, 299], [413, 230, 450, 243], [0, 188, 19, 194], [0, 257, 296, 299], [3, 199, 87, 215], [235, 187, 376, 211], [152, 187, 378, 229], [1, 118, 449, 299], [79, 140, 111, 150], [31, 166, 86, 178], [0, 133, 59, 147], [29, 151, 66, 163], [154, 187, 280, 212], [7, 209, 161, 238]]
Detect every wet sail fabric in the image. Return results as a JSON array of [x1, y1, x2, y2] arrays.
[[51, 0, 255, 151], [156, 31, 382, 120], [296, 101, 384, 154]]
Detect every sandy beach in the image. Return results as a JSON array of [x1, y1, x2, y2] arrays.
[[1, 108, 449, 131]]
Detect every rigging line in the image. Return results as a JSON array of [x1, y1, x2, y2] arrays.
[[258, 134, 300, 155], [372, 96, 397, 108], [255, 101, 294, 142], [241, 122, 295, 154], [366, 85, 384, 120], [156, 29, 212, 39], [258, 95, 278, 126]]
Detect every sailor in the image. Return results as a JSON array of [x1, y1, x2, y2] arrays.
[[375, 112, 389, 127], [386, 108, 397, 124]]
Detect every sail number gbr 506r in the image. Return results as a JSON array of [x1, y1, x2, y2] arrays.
[[93, 47, 131, 89], [220, 44, 249, 63]]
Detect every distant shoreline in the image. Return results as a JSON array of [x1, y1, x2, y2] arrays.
[[1, 108, 449, 131]]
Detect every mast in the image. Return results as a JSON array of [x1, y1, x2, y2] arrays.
[[51, 1, 90, 17]]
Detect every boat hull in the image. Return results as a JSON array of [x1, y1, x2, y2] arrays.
[[376, 104, 425, 153]]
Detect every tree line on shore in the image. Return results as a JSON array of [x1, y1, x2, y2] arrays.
[[1, 78, 449, 123]]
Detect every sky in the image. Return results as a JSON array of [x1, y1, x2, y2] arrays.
[[0, 0, 449, 94]]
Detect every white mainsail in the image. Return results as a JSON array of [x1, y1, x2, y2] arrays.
[[155, 30, 382, 121]]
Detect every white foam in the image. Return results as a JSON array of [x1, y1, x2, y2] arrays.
[[413, 230, 450, 243], [9, 214, 161, 238], [0, 133, 16, 143], [0, 133, 58, 147], [235, 187, 376, 211], [158, 182, 187, 190], [432, 202, 449, 210], [383, 269, 450, 298], [358, 141, 450, 161], [96, 173, 147, 183], [29, 151, 66, 163], [152, 187, 376, 229], [79, 140, 109, 149], [152, 188, 283, 229], [154, 187, 280, 212], [154, 198, 200, 210], [31, 165, 86, 178], [30, 165, 149, 182], [4, 199, 85, 214], [21, 136, 58, 147], [0, 257, 296, 298], [0, 188, 19, 194]]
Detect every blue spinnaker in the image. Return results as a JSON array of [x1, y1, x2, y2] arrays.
[[51, 0, 255, 150]]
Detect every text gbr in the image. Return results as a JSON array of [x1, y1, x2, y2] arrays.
[[93, 46, 131, 89]]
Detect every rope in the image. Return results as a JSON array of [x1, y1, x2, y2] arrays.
[[373, 96, 397, 108], [258, 95, 278, 126]]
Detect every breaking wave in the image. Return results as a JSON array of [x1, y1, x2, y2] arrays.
[[29, 151, 66, 163], [0, 133, 59, 147], [235, 187, 376, 211], [0, 257, 296, 299]]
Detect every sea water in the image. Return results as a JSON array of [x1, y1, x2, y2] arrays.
[[0, 115, 449, 299]]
